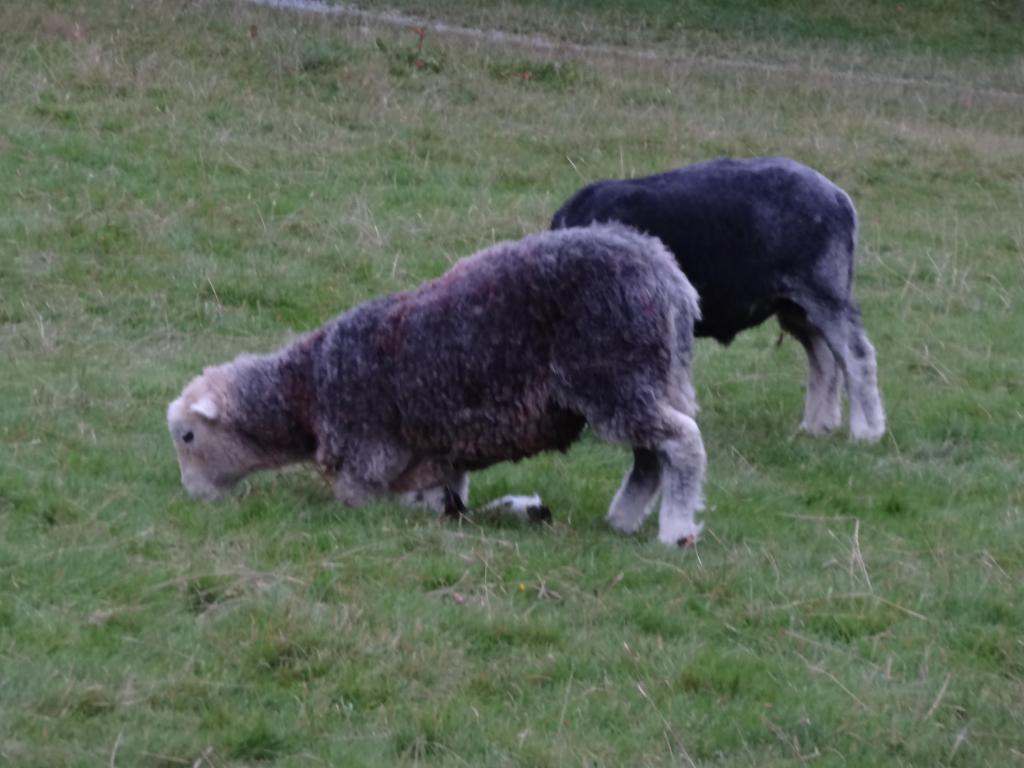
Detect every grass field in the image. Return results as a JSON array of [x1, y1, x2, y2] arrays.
[[345, 0, 1024, 65], [2, 1, 1023, 765]]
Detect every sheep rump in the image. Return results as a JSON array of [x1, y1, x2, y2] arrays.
[[552, 156, 885, 441], [167, 225, 707, 545]]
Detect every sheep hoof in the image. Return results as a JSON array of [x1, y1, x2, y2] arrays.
[[526, 504, 553, 525], [442, 485, 468, 518], [677, 534, 697, 548]]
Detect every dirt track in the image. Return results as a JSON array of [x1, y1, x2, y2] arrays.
[[249, 0, 1024, 102]]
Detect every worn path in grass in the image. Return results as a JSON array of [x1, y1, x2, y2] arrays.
[[1, 1, 1023, 766], [252, 0, 1024, 101], [341, 0, 1024, 67]]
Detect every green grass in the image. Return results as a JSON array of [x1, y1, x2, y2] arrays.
[[2, 1, 1023, 765]]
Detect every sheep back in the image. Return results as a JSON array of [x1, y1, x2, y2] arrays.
[[312, 225, 698, 477]]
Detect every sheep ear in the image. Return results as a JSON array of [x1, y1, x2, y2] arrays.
[[190, 396, 219, 421]]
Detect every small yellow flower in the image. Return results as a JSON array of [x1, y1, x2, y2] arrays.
[[518, 582, 526, 592]]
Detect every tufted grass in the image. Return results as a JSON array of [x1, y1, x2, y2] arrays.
[[1, 1, 1023, 766]]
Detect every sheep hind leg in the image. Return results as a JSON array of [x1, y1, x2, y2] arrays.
[[814, 308, 886, 442], [607, 448, 662, 534], [843, 325, 885, 442], [654, 408, 707, 547], [778, 306, 842, 436]]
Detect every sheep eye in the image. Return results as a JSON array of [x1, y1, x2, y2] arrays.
[[182, 431, 194, 444]]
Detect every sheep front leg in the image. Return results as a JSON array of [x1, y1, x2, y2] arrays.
[[396, 473, 470, 514], [325, 440, 414, 508], [331, 469, 385, 508]]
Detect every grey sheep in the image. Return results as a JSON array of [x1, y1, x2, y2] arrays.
[[167, 225, 707, 545], [552, 156, 885, 441]]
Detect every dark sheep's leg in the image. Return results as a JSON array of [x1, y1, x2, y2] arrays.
[[778, 307, 843, 438], [778, 306, 843, 435], [812, 305, 885, 442]]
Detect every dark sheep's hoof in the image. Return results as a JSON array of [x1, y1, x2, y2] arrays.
[[677, 534, 696, 548], [526, 505, 553, 525]]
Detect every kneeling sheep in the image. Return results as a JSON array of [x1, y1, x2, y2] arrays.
[[167, 226, 707, 545]]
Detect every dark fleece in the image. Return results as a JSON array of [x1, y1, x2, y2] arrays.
[[224, 226, 698, 494], [551, 156, 858, 344]]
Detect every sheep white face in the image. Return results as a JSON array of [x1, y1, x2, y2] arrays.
[[167, 373, 258, 500]]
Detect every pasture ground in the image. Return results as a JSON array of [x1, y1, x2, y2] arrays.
[[1, 1, 1022, 765]]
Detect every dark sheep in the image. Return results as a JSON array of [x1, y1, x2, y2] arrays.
[[167, 226, 707, 545], [552, 156, 885, 441]]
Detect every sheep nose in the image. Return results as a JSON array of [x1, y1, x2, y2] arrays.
[[181, 472, 221, 501]]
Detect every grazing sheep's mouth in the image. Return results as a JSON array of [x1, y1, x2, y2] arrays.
[[181, 473, 229, 501]]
